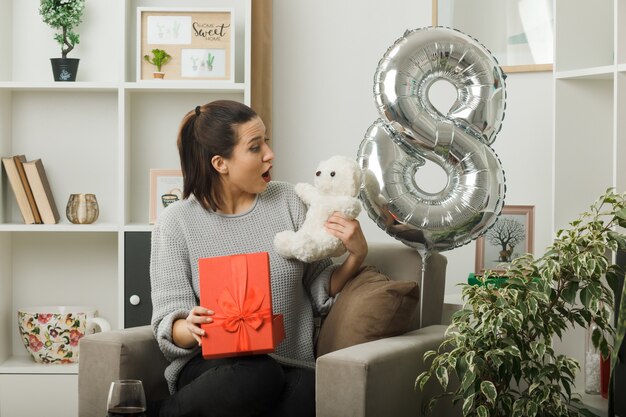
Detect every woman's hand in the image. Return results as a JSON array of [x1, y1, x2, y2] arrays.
[[326, 212, 368, 296], [173, 306, 214, 348], [325, 212, 368, 261]]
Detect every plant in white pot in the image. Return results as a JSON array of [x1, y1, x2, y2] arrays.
[[144, 49, 172, 79], [39, 0, 85, 81]]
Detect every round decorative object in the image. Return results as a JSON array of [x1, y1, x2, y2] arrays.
[[17, 306, 110, 364], [359, 27, 507, 252], [66, 193, 99, 224]]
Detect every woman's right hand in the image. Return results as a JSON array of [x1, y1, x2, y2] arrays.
[[173, 306, 214, 348]]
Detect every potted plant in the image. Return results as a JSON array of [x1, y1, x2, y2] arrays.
[[417, 188, 626, 417], [144, 49, 172, 79], [39, 0, 85, 82]]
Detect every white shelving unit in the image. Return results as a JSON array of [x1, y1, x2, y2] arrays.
[[0, 1, 251, 415], [553, 0, 625, 415]]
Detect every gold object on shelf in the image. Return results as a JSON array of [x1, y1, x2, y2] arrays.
[[66, 193, 99, 224]]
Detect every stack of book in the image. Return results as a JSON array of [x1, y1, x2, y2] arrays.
[[1, 154, 60, 224]]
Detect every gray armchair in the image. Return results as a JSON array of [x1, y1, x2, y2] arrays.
[[78, 242, 460, 417]]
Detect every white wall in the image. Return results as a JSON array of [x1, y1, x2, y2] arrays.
[[272, 0, 553, 295]]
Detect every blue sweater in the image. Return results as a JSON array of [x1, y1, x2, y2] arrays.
[[150, 181, 337, 394]]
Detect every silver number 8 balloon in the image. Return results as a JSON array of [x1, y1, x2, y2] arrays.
[[358, 27, 507, 253]]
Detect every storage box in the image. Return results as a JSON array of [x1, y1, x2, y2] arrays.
[[199, 252, 284, 359]]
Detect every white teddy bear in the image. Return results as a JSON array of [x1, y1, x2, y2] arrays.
[[274, 155, 362, 263]]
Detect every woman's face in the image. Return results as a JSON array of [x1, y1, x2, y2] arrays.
[[221, 117, 274, 195]]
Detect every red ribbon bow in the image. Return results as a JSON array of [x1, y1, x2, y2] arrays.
[[212, 255, 271, 352]]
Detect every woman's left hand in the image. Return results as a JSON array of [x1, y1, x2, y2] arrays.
[[325, 212, 368, 261]]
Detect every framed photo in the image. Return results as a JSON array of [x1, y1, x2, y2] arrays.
[[149, 169, 183, 224], [137, 8, 234, 81], [475, 205, 535, 275], [432, 0, 553, 73]]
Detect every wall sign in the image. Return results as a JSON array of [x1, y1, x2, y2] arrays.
[[138, 8, 234, 81]]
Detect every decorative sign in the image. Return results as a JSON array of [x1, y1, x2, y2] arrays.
[[138, 8, 234, 81]]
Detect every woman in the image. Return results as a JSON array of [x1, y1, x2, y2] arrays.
[[150, 100, 367, 417]]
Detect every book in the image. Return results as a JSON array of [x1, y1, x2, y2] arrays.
[[13, 155, 42, 224], [1, 156, 38, 224], [22, 159, 60, 224]]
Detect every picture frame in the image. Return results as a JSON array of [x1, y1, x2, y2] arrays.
[[149, 169, 184, 224], [475, 205, 535, 275], [137, 7, 234, 81], [432, 0, 553, 73]]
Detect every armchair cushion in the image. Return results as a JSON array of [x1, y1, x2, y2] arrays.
[[316, 265, 419, 357]]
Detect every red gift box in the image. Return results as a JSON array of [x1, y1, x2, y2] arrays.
[[199, 252, 285, 359]]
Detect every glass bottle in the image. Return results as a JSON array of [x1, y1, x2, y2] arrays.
[[584, 322, 601, 395]]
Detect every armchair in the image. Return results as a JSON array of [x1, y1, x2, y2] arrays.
[[78, 242, 460, 417]]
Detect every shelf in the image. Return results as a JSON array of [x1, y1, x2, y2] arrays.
[[554, 65, 615, 80], [0, 3, 252, 411], [124, 223, 154, 232], [0, 223, 119, 232], [124, 81, 246, 93], [0, 81, 120, 92], [0, 355, 78, 375], [0, 81, 247, 93], [554, 1, 624, 403]]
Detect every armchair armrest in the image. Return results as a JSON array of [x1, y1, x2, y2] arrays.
[[315, 325, 460, 417], [78, 325, 169, 417]]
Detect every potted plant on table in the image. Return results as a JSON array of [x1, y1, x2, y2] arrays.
[[144, 49, 172, 79], [39, 0, 85, 82], [417, 188, 626, 417]]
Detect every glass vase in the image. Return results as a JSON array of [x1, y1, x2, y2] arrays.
[[584, 322, 601, 395]]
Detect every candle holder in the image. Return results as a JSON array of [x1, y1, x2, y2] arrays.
[[66, 193, 99, 224]]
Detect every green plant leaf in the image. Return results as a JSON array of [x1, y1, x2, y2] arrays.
[[415, 371, 430, 391], [476, 405, 489, 417], [580, 287, 591, 309], [480, 381, 497, 405], [507, 276, 526, 287], [615, 207, 626, 228], [461, 370, 476, 392], [512, 399, 525, 417], [561, 281, 579, 304], [462, 394, 475, 417], [423, 350, 437, 361], [424, 397, 438, 415], [606, 268, 620, 297], [435, 366, 449, 390], [503, 345, 521, 358], [612, 278, 626, 374], [591, 326, 602, 348], [528, 382, 540, 394], [561, 378, 572, 399]]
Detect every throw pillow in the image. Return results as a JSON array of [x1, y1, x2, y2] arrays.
[[315, 265, 420, 357]]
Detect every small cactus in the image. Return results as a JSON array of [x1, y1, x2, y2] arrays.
[[144, 49, 172, 72]]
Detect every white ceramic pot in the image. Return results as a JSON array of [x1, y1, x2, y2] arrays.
[[17, 306, 111, 364]]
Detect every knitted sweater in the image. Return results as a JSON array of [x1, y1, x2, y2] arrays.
[[150, 181, 337, 394]]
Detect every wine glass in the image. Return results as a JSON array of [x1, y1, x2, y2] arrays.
[[107, 379, 147, 417]]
